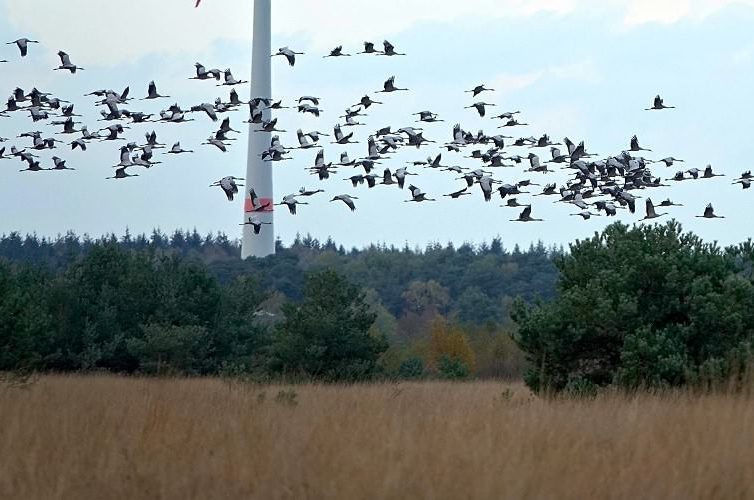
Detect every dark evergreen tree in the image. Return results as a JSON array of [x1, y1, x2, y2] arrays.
[[512, 222, 754, 393], [269, 270, 386, 380]]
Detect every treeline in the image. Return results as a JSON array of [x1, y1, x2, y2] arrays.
[[0, 244, 397, 379], [0, 231, 559, 379], [4, 223, 753, 390], [0, 230, 561, 324], [0, 245, 267, 375]]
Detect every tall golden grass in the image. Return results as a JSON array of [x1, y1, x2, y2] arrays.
[[1, 375, 753, 499]]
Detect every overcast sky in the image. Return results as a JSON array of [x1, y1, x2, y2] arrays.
[[1, 0, 753, 249]]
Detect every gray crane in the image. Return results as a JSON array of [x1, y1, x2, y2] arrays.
[[377, 76, 408, 93], [641, 199, 667, 220], [511, 205, 543, 222], [465, 102, 495, 117], [380, 40, 405, 56], [646, 95, 675, 110], [272, 46, 304, 66], [331, 194, 359, 211], [324, 46, 351, 58], [465, 84, 495, 97], [54, 51, 84, 73], [696, 204, 725, 219], [7, 38, 39, 57], [240, 217, 272, 234]]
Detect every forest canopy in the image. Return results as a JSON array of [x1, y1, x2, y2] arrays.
[[0, 230, 557, 379], [3, 222, 752, 391]]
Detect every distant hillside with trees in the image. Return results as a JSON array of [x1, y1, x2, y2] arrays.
[[5, 223, 750, 392], [0, 230, 561, 324], [0, 230, 560, 380]]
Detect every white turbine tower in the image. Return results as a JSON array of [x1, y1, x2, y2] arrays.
[[196, 0, 275, 259], [242, 0, 275, 258]]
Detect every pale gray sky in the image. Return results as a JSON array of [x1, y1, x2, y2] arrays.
[[1, 0, 753, 249]]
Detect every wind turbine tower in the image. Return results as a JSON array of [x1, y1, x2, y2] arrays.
[[241, 0, 275, 258], [195, 0, 275, 258]]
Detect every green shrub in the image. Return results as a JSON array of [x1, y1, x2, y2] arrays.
[[126, 324, 209, 375], [398, 356, 425, 379], [438, 355, 470, 380], [269, 270, 386, 381], [512, 222, 754, 393]]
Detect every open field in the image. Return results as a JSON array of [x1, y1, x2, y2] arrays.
[[1, 376, 753, 499]]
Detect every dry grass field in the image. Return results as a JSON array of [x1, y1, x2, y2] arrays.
[[1, 376, 753, 500]]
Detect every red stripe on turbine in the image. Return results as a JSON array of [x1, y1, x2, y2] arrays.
[[245, 197, 274, 213]]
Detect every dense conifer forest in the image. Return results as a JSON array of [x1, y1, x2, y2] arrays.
[[0, 230, 561, 322], [4, 223, 752, 391], [0, 230, 559, 379]]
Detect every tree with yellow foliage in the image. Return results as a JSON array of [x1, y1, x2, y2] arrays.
[[428, 317, 475, 378]]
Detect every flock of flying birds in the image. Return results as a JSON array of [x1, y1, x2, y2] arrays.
[[1, 36, 751, 236]]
